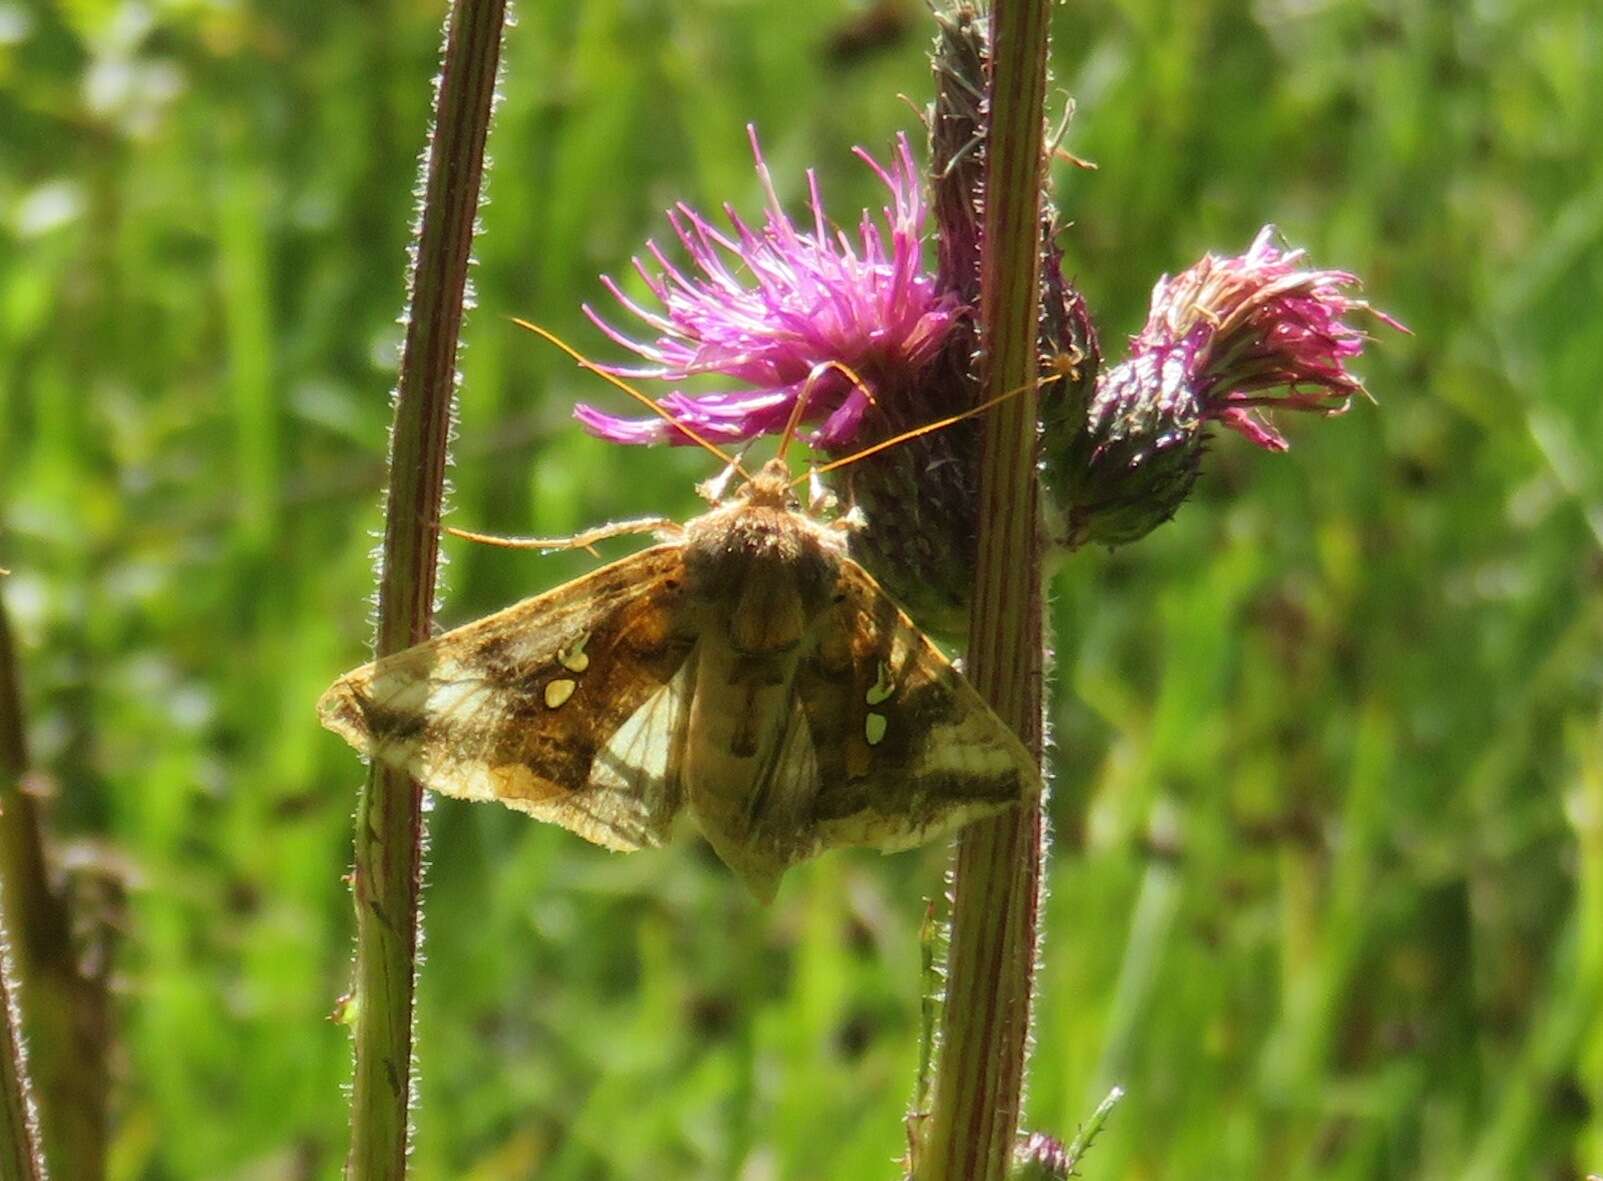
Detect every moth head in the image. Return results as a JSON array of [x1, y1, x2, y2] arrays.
[[737, 457, 800, 511]]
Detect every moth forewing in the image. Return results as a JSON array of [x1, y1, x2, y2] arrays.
[[318, 459, 1042, 900], [317, 544, 697, 852]]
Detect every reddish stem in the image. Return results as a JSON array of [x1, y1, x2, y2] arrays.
[[916, 1, 1053, 1178], [343, 1, 508, 1176]]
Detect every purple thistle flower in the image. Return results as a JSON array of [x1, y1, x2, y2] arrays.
[[575, 126, 961, 451], [1045, 227, 1405, 549], [1130, 224, 1408, 451]]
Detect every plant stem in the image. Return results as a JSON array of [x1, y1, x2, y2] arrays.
[[1, 596, 98, 1179], [918, 1, 1052, 1179], [1062, 1085, 1124, 1170], [0, 899, 44, 1181], [0, 599, 46, 1181], [344, 1, 507, 1176]]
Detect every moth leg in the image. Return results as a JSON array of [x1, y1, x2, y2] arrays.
[[695, 458, 743, 505], [447, 516, 682, 556], [804, 467, 839, 516], [828, 503, 866, 534]]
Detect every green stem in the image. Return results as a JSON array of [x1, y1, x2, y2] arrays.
[[0, 903, 44, 1181], [918, 2, 1053, 1179], [0, 605, 48, 1181], [1062, 1086, 1124, 1171], [1, 598, 99, 1180], [344, 1, 507, 1176]]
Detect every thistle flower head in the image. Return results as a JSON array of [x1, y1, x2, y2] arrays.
[[1133, 224, 1406, 450], [1044, 227, 1404, 549], [575, 126, 960, 451]]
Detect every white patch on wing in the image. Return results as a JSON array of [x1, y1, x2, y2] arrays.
[[424, 676, 490, 720], [403, 655, 698, 853], [414, 747, 505, 805], [372, 670, 432, 715], [587, 652, 695, 838]]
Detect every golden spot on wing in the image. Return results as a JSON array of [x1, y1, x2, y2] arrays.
[[865, 660, 894, 706], [558, 633, 591, 673], [544, 678, 577, 709], [865, 712, 888, 746]]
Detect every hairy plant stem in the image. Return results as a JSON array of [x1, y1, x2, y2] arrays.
[[917, 1, 1052, 1179], [0, 897, 44, 1181], [344, 1, 507, 1176], [1, 596, 99, 1179], [0, 601, 46, 1181]]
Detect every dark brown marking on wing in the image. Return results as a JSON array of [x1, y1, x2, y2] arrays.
[[485, 587, 694, 801], [355, 700, 429, 743], [785, 557, 1037, 855], [320, 545, 696, 815]]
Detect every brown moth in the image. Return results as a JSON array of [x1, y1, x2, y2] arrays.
[[318, 456, 1040, 902], [319, 331, 1042, 902]]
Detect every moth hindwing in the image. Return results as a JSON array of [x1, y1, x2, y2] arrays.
[[319, 458, 1041, 902]]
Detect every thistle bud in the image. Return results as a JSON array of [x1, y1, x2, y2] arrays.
[[1045, 226, 1405, 548], [1012, 1132, 1073, 1180], [1011, 1087, 1125, 1179], [1045, 342, 1204, 549], [826, 0, 991, 637], [831, 3, 1100, 637]]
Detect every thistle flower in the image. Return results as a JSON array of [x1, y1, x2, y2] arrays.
[[1141, 225, 1406, 449], [1045, 226, 1405, 549], [575, 126, 961, 451]]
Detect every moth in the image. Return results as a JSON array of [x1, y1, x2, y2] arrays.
[[319, 338, 1042, 902]]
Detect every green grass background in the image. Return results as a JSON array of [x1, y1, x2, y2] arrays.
[[3, 0, 1601, 1176]]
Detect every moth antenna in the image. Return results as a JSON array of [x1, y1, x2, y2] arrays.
[[799, 370, 1066, 484], [775, 360, 879, 464], [510, 317, 751, 479]]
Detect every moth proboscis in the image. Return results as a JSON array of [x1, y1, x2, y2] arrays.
[[319, 330, 1045, 902]]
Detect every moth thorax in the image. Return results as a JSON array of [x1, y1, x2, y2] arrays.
[[686, 510, 837, 654], [729, 564, 808, 653]]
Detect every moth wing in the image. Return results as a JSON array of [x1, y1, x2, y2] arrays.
[[318, 545, 696, 852], [710, 696, 822, 904], [793, 560, 1041, 854]]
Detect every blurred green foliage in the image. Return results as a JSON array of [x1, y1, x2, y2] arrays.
[[2, 0, 1601, 1177]]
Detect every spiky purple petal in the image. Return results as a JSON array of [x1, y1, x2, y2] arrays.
[[1046, 228, 1404, 549], [576, 127, 960, 450], [1133, 225, 1407, 449]]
